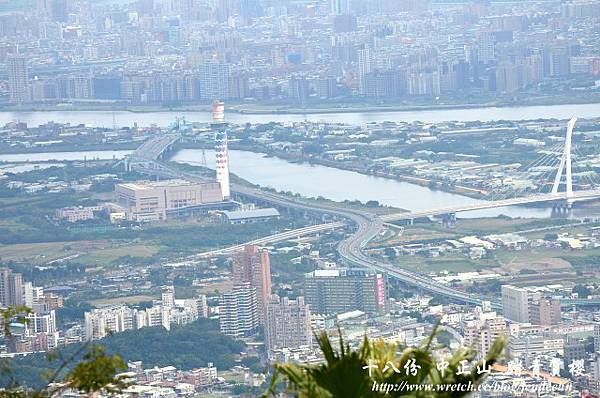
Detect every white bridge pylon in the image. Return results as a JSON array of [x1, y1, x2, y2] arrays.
[[551, 117, 577, 199]]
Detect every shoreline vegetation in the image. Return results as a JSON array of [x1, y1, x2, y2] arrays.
[[0, 143, 485, 200], [0, 94, 599, 115]]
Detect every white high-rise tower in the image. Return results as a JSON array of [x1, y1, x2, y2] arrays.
[[213, 100, 230, 199]]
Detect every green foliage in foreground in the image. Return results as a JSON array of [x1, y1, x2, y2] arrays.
[[3, 319, 244, 389], [0, 306, 128, 397], [264, 327, 506, 398]]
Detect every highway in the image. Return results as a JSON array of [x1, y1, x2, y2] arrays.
[[127, 134, 501, 308], [128, 134, 180, 163], [147, 160, 500, 307], [122, 129, 600, 311], [194, 221, 345, 258]]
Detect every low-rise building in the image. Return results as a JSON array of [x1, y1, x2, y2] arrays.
[[55, 206, 102, 222]]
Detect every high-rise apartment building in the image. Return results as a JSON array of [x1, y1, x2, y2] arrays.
[[26, 310, 57, 335], [502, 285, 561, 325], [162, 286, 175, 308], [357, 47, 372, 95], [549, 45, 570, 77], [84, 305, 171, 340], [529, 298, 562, 326], [219, 285, 259, 338], [594, 324, 600, 353], [38, 0, 69, 22], [463, 314, 506, 358], [84, 306, 136, 340], [329, 0, 350, 14], [477, 31, 496, 65], [198, 62, 231, 100], [0, 268, 24, 307], [7, 56, 29, 104], [501, 285, 530, 323], [232, 245, 272, 324], [304, 269, 387, 315], [265, 295, 312, 354], [195, 295, 209, 318]]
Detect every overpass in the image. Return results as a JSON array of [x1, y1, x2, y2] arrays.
[[124, 133, 181, 171], [193, 222, 345, 258], [131, 158, 498, 307], [125, 118, 597, 311]]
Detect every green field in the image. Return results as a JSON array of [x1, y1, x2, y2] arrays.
[[75, 244, 161, 266], [394, 254, 493, 274], [0, 241, 161, 265], [0, 240, 106, 263], [196, 280, 233, 295]]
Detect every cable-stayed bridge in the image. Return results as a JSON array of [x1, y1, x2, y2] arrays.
[[381, 189, 600, 222], [383, 118, 600, 223], [125, 117, 600, 309]]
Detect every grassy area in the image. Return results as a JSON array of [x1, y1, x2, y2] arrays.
[[0, 218, 38, 234], [196, 280, 233, 295], [88, 295, 156, 307], [219, 370, 247, 384], [394, 254, 494, 274], [397, 226, 459, 242], [0, 240, 160, 266], [0, 240, 108, 263], [75, 244, 161, 266], [492, 248, 572, 273], [523, 222, 600, 239]]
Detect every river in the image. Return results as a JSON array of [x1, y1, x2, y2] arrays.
[[171, 149, 561, 218], [0, 102, 598, 127], [0, 148, 593, 219]]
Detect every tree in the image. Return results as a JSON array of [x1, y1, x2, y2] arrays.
[[264, 326, 505, 397], [365, 201, 380, 208], [0, 307, 129, 397], [572, 284, 591, 298], [383, 248, 397, 260]]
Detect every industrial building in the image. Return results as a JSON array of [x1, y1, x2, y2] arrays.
[[114, 179, 225, 221], [220, 208, 280, 224]]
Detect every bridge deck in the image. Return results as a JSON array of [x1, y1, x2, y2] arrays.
[[382, 189, 600, 222]]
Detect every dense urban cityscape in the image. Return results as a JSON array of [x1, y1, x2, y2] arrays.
[[0, 0, 599, 109], [0, 0, 599, 397]]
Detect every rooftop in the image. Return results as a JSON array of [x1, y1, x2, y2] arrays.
[[222, 208, 280, 220], [117, 179, 194, 190]]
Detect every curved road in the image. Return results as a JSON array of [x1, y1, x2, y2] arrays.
[[231, 181, 500, 308], [130, 146, 499, 308]]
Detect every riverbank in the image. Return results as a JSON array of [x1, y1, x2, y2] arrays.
[[1, 102, 599, 126], [221, 142, 486, 200], [0, 141, 499, 200], [0, 142, 138, 155], [1, 93, 599, 115], [227, 94, 600, 115]]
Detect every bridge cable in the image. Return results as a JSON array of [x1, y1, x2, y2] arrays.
[[481, 142, 563, 201]]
